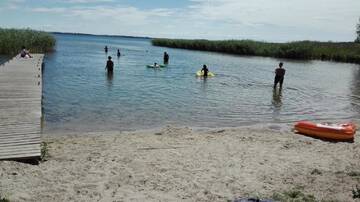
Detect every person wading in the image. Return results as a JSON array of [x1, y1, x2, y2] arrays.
[[105, 56, 114, 74], [273, 62, 286, 89], [201, 64, 209, 77], [163, 52, 169, 64]]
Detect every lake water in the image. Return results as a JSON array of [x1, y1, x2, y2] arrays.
[[43, 33, 360, 133], [0, 55, 11, 65]]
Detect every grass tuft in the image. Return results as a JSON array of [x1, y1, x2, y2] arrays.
[[347, 171, 360, 177], [152, 39, 360, 64], [311, 169, 322, 175], [0, 28, 55, 56], [272, 189, 317, 202], [353, 185, 360, 199], [0, 194, 10, 202], [41, 142, 49, 161]]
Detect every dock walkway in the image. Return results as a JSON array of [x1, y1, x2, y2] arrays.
[[0, 54, 43, 160]]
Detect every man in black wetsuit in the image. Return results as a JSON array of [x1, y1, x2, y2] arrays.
[[273, 62, 286, 89], [104, 46, 108, 53], [163, 52, 169, 64], [105, 56, 114, 73], [201, 64, 209, 77]]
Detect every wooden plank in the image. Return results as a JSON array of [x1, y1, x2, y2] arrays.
[[0, 146, 40, 154], [0, 54, 43, 160]]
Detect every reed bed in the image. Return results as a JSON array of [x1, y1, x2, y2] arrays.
[[0, 28, 55, 55], [152, 39, 360, 64]]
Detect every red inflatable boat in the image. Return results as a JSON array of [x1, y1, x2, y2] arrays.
[[294, 121, 356, 141]]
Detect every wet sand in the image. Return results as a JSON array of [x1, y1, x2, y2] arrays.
[[0, 125, 359, 202]]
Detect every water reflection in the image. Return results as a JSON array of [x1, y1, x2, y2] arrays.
[[271, 88, 283, 120], [106, 72, 113, 89], [199, 77, 208, 91], [272, 88, 282, 107]]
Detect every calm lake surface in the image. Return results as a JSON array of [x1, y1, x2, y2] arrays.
[[43, 33, 360, 133]]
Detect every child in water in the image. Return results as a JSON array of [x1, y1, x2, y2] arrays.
[[201, 64, 209, 77]]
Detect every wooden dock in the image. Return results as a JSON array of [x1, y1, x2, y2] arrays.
[[0, 54, 43, 160]]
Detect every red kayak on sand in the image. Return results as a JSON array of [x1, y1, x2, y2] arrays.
[[294, 121, 356, 141]]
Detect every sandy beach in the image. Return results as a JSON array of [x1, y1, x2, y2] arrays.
[[1, 124, 360, 202]]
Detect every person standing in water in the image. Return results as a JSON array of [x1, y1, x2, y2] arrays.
[[201, 64, 209, 77], [163, 52, 169, 64], [117, 49, 121, 57], [105, 56, 114, 73], [273, 62, 286, 89], [104, 46, 108, 53]]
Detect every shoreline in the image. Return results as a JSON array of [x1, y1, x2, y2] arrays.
[[1, 125, 359, 201], [42, 122, 293, 137], [152, 38, 360, 65]]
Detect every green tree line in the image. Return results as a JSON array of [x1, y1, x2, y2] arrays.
[[153, 39, 360, 64]]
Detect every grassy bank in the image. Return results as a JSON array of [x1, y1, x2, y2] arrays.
[[152, 39, 360, 64], [0, 28, 55, 55]]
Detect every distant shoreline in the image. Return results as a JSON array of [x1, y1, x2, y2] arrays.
[[51, 31, 152, 40], [152, 38, 360, 64]]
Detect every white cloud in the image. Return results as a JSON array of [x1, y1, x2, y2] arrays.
[[2, 0, 26, 10], [178, 0, 360, 40], [31, 5, 174, 26], [8, 0, 360, 41], [32, 7, 67, 13]]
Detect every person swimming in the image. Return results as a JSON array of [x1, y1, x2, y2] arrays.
[[201, 64, 209, 77]]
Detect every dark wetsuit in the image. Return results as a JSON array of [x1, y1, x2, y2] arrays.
[[274, 67, 285, 88], [202, 67, 209, 77], [106, 60, 114, 73], [164, 53, 169, 63]]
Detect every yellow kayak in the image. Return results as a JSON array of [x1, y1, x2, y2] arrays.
[[196, 70, 215, 77]]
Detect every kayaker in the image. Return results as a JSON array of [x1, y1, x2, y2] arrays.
[[105, 56, 114, 73], [273, 62, 286, 89], [163, 52, 169, 64], [201, 64, 209, 77], [117, 49, 121, 57]]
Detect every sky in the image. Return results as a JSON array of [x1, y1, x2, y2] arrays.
[[0, 0, 359, 42]]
